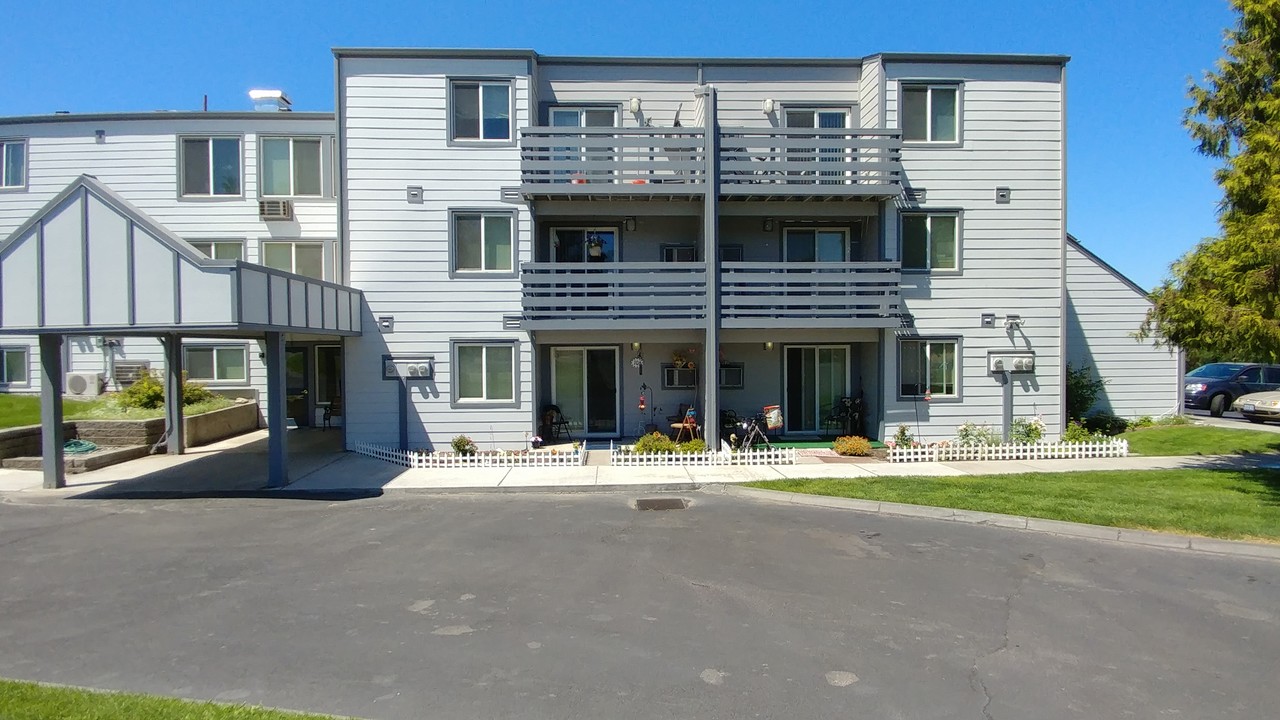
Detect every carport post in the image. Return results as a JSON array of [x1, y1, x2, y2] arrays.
[[265, 331, 288, 488], [162, 334, 185, 455], [39, 335, 66, 489]]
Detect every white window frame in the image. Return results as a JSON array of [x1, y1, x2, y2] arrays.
[[183, 344, 248, 384], [449, 79, 515, 144], [899, 339, 959, 400], [901, 84, 961, 144], [261, 240, 329, 280], [0, 139, 27, 190], [0, 346, 29, 385], [451, 210, 516, 276], [451, 341, 518, 407], [901, 212, 959, 272], [178, 136, 242, 197], [189, 240, 244, 261], [259, 136, 325, 198]]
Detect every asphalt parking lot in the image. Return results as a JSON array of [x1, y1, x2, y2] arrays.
[[1, 491, 1277, 719]]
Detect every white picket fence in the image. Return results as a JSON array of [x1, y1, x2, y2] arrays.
[[609, 442, 797, 466], [350, 441, 586, 468], [888, 439, 1129, 463]]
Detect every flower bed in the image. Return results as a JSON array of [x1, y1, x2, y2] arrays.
[[350, 442, 586, 468], [888, 439, 1129, 463]]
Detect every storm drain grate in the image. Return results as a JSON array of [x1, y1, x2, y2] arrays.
[[634, 497, 688, 511]]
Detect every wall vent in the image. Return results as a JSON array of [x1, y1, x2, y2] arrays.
[[502, 315, 523, 330], [113, 361, 150, 387], [258, 200, 294, 221]]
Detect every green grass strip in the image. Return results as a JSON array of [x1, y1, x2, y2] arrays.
[[1122, 425, 1280, 456], [747, 467, 1280, 541], [0, 678, 348, 720]]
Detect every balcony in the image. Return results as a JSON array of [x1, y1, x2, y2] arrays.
[[520, 262, 708, 330], [519, 128, 707, 200], [517, 126, 902, 202], [519, 260, 903, 330], [718, 127, 902, 200], [720, 261, 902, 328]]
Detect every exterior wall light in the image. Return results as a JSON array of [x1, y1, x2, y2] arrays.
[[624, 216, 637, 232], [762, 98, 775, 114], [631, 342, 641, 351], [762, 217, 775, 232], [764, 341, 774, 351], [629, 97, 642, 114]]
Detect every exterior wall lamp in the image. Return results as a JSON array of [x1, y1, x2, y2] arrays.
[[631, 342, 641, 351], [624, 216, 637, 232], [762, 217, 775, 232], [764, 341, 774, 351], [762, 98, 775, 114], [629, 97, 642, 114]]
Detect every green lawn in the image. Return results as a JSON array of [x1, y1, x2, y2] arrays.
[[0, 393, 233, 429], [1122, 425, 1280, 456], [747, 468, 1280, 541], [0, 678, 345, 720]]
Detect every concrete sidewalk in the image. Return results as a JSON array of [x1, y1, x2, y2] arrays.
[[2, 435, 1273, 496]]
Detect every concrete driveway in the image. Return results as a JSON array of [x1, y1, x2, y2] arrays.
[[0, 492, 1277, 719]]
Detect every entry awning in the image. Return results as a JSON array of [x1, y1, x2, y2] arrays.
[[0, 175, 363, 337]]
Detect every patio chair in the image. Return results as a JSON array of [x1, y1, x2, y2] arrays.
[[671, 407, 699, 443], [543, 404, 573, 442], [822, 397, 855, 435]]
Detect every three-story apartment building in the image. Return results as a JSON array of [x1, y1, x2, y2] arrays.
[[0, 48, 1181, 473]]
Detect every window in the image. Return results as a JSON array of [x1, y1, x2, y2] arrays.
[[550, 106, 617, 128], [900, 340, 957, 398], [189, 241, 244, 261], [785, 228, 849, 262], [902, 85, 959, 143], [662, 245, 697, 263], [901, 214, 958, 271], [453, 212, 514, 274], [450, 80, 512, 142], [720, 245, 744, 262], [261, 137, 322, 197], [1264, 367, 1280, 384], [1237, 367, 1261, 383], [784, 108, 850, 183], [1, 347, 28, 384], [1, 140, 25, 189], [184, 345, 247, 382], [263, 241, 326, 279], [719, 363, 745, 389], [454, 343, 515, 403], [662, 365, 697, 390], [180, 137, 241, 196]]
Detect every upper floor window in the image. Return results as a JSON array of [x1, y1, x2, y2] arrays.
[[784, 227, 850, 262], [263, 240, 326, 280], [180, 137, 241, 196], [901, 85, 959, 143], [783, 108, 849, 130], [450, 80, 512, 142], [1, 140, 26, 189], [453, 211, 514, 275], [901, 213, 958, 271], [190, 240, 244, 261], [1, 346, 28, 385], [261, 137, 322, 197], [550, 107, 617, 128]]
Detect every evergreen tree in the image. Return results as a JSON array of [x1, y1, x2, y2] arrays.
[[1142, 0, 1280, 362]]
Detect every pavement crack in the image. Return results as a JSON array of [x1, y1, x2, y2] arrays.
[[969, 562, 1031, 720]]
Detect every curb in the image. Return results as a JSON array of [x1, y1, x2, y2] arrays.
[[716, 484, 1280, 562]]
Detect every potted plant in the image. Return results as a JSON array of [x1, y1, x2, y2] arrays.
[[586, 232, 605, 258], [450, 434, 478, 456]]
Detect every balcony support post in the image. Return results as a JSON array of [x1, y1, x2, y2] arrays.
[[699, 85, 721, 448]]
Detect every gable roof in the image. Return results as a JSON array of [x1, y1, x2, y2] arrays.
[[1067, 234, 1152, 299]]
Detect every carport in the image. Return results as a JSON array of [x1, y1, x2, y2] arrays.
[[0, 175, 363, 489]]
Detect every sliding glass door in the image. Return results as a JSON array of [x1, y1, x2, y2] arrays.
[[784, 346, 849, 433], [551, 347, 619, 436]]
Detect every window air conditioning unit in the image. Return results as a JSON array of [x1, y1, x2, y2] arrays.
[[258, 199, 294, 221], [66, 372, 105, 397]]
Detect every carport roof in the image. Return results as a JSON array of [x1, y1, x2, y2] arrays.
[[0, 175, 363, 337]]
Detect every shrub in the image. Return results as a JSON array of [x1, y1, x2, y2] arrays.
[[832, 435, 873, 456], [955, 422, 1000, 447], [679, 438, 707, 454], [1130, 415, 1155, 429], [1062, 420, 1109, 444], [1156, 414, 1191, 426], [117, 371, 216, 409], [450, 435, 478, 455], [893, 423, 915, 448], [1083, 411, 1128, 437], [633, 432, 679, 454], [1066, 363, 1107, 421], [1009, 416, 1046, 444]]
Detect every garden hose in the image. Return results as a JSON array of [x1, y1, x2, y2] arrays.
[[63, 439, 98, 455]]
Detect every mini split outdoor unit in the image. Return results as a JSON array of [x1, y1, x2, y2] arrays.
[[65, 372, 105, 397]]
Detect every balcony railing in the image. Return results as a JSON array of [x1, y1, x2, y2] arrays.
[[519, 127, 706, 197], [518, 126, 902, 199], [720, 261, 902, 328], [520, 262, 708, 329], [718, 127, 902, 197]]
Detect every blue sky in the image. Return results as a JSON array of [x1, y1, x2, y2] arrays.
[[2, 0, 1234, 290]]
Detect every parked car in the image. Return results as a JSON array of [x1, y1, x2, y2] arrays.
[[1183, 363, 1280, 417], [1232, 391, 1280, 424]]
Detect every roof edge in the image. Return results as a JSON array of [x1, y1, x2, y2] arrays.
[[872, 52, 1070, 66], [0, 111, 334, 127], [331, 47, 1068, 67], [1067, 234, 1151, 299]]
